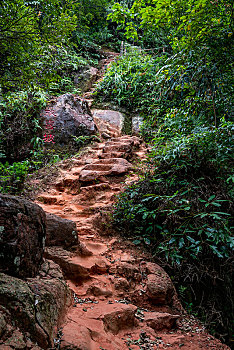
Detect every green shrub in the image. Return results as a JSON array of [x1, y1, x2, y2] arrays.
[[0, 89, 47, 163], [0, 161, 29, 194], [114, 125, 234, 263], [96, 47, 233, 129], [95, 47, 160, 110]]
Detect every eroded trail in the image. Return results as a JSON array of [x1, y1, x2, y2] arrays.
[[33, 116, 228, 349]]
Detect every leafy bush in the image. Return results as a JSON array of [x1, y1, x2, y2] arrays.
[[71, 31, 102, 61], [95, 47, 159, 109], [114, 123, 233, 258], [96, 46, 233, 128], [33, 45, 93, 93], [0, 0, 77, 90], [0, 89, 47, 162], [0, 161, 29, 194]]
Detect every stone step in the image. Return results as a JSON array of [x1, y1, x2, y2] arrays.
[[60, 297, 179, 349], [99, 151, 126, 159], [80, 182, 111, 193], [79, 158, 132, 182], [44, 247, 110, 281], [60, 301, 138, 349], [103, 143, 131, 154], [77, 183, 113, 203], [83, 241, 108, 256]]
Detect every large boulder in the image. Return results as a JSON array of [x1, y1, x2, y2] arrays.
[[45, 213, 78, 248], [0, 194, 46, 279], [41, 94, 97, 147], [0, 260, 72, 349]]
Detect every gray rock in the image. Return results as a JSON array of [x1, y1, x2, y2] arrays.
[[132, 116, 143, 135], [45, 213, 78, 249], [0, 194, 46, 279]]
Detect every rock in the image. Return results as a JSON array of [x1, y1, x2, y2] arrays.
[[101, 132, 111, 139], [0, 194, 46, 278], [27, 260, 72, 346], [117, 262, 141, 281], [92, 109, 125, 132], [79, 183, 111, 202], [60, 324, 94, 350], [114, 277, 130, 292], [3, 329, 26, 349], [44, 247, 90, 280], [103, 142, 131, 155], [41, 94, 97, 147], [102, 304, 137, 335], [144, 312, 180, 331], [132, 116, 144, 135], [146, 272, 174, 305], [45, 213, 78, 248], [79, 158, 132, 182], [100, 137, 141, 159], [143, 262, 175, 305], [0, 307, 15, 346], [74, 66, 98, 93], [44, 247, 110, 280], [0, 260, 71, 349], [113, 135, 141, 147], [87, 284, 112, 297], [0, 312, 7, 338], [0, 272, 44, 347]]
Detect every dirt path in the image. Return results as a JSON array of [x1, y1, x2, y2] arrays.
[[32, 53, 229, 349]]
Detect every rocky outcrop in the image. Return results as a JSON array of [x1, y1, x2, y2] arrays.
[[41, 94, 97, 147], [0, 195, 77, 348], [0, 260, 71, 349], [0, 194, 46, 279]]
